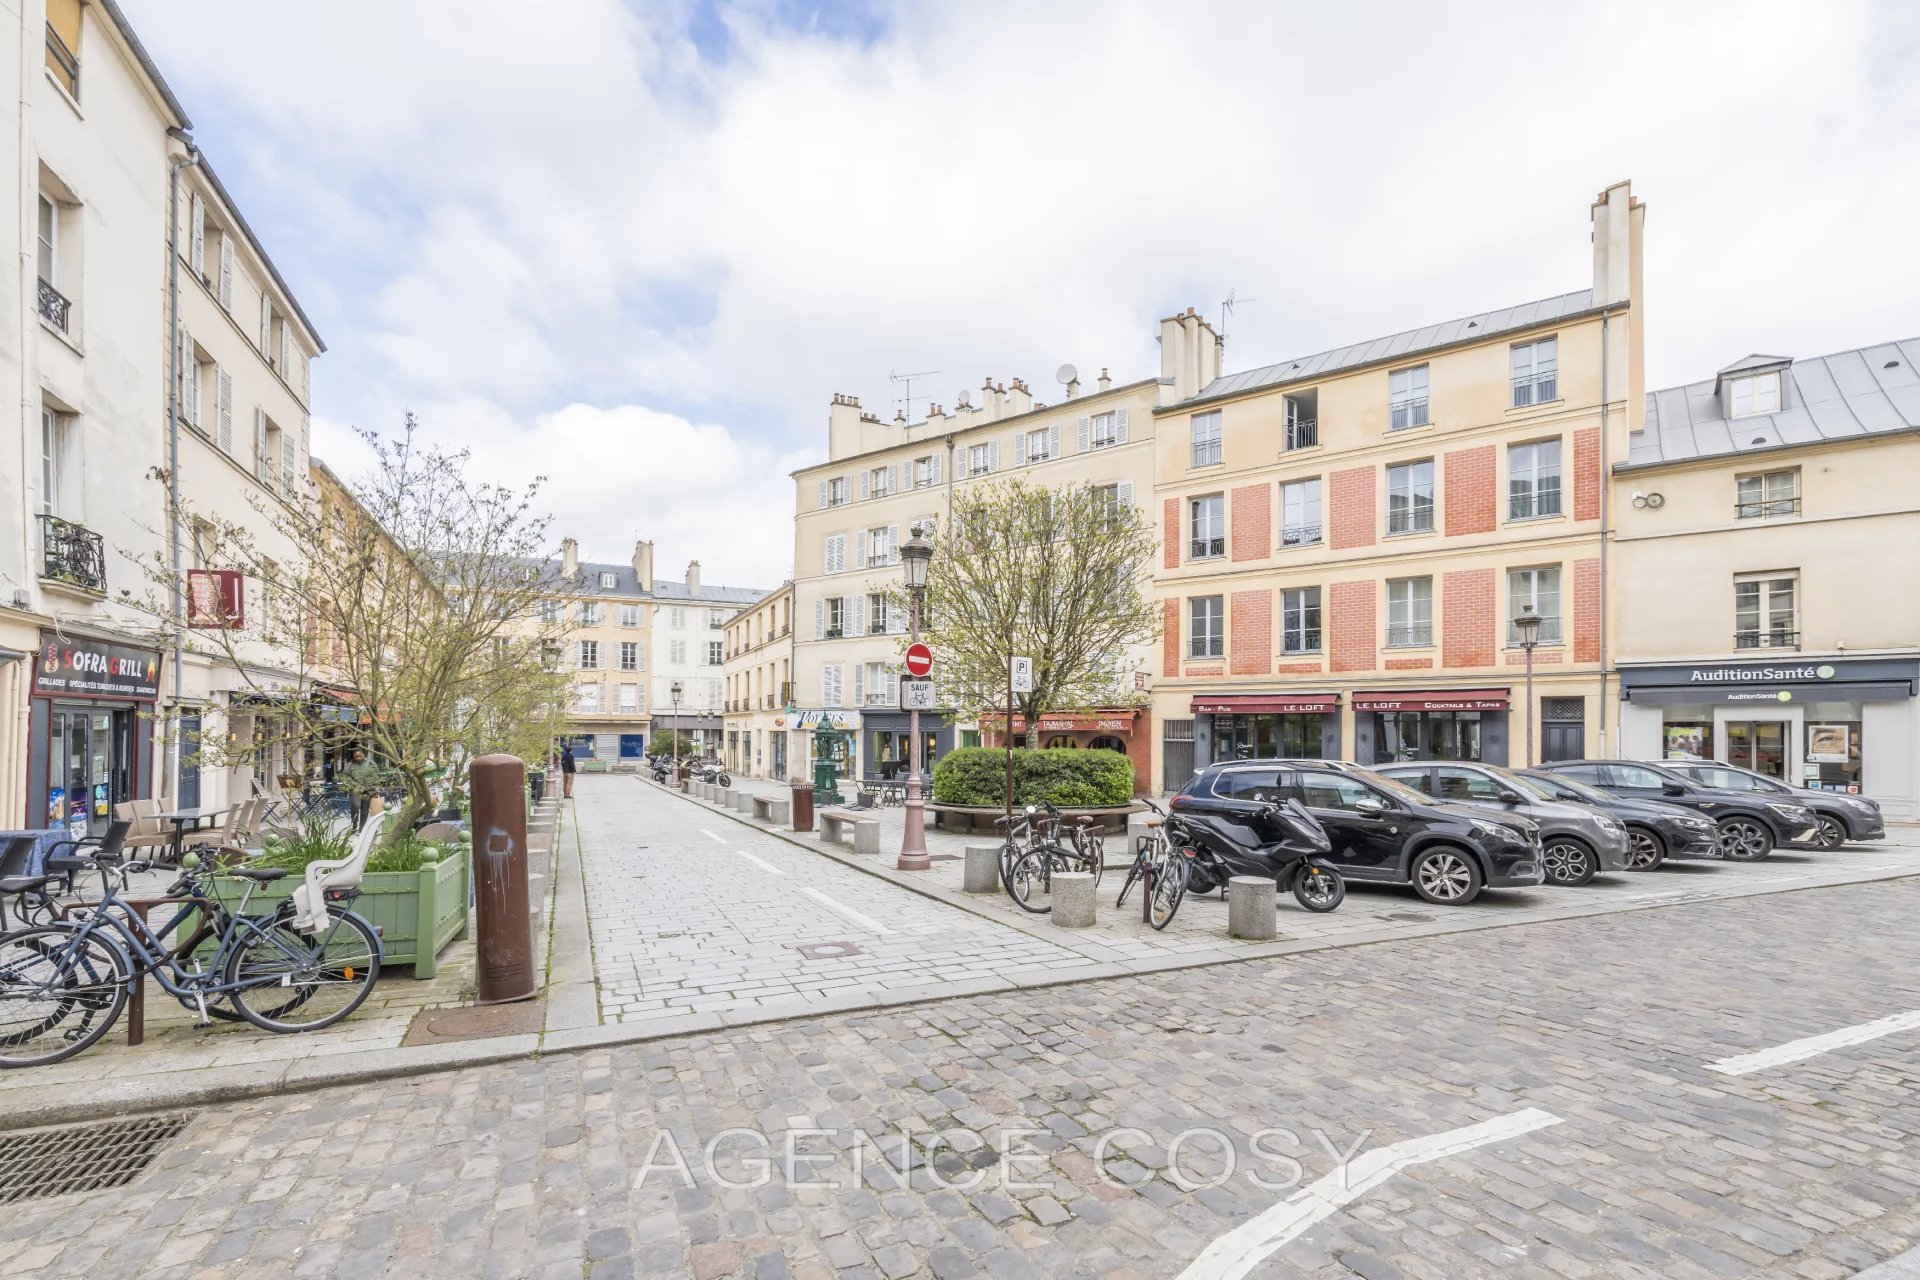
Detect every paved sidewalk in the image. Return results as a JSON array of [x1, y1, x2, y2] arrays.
[[673, 772, 1920, 966]]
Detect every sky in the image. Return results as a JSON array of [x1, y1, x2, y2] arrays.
[[122, 0, 1920, 588]]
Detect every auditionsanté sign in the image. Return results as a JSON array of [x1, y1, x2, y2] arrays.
[[1688, 663, 1836, 683]]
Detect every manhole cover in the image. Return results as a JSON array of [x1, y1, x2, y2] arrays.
[[797, 941, 863, 960], [401, 999, 546, 1047], [0, 1112, 194, 1204]]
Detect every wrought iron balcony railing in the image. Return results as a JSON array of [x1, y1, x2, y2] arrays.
[[1284, 418, 1318, 450], [1734, 629, 1799, 650], [37, 278, 71, 333], [39, 514, 105, 593]]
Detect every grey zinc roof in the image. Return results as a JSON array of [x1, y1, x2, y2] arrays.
[[538, 559, 770, 606], [650, 580, 769, 606], [1626, 337, 1920, 467], [1194, 289, 1596, 402]]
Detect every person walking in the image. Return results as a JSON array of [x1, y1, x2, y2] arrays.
[[560, 744, 578, 798], [343, 749, 380, 830]]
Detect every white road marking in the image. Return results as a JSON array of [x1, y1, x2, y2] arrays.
[[1172, 1108, 1563, 1280], [1707, 1009, 1920, 1076], [700, 829, 728, 844], [734, 849, 785, 876], [799, 887, 896, 936]]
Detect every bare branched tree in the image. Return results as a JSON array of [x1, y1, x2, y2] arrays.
[[907, 479, 1160, 723], [141, 415, 572, 844]]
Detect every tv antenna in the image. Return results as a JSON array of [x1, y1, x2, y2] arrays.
[[1219, 289, 1256, 344], [890, 368, 940, 422]]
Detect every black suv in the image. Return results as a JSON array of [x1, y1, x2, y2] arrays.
[[1660, 760, 1884, 850], [1531, 759, 1819, 861], [1517, 769, 1721, 870], [1173, 760, 1543, 905]]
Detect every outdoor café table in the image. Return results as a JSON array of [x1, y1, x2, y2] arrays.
[[153, 806, 228, 864], [0, 828, 71, 877]]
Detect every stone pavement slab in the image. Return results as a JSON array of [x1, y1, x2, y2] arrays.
[[5, 874, 1920, 1278]]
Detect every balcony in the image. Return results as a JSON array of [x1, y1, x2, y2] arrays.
[[763, 694, 776, 709], [37, 278, 71, 334], [1284, 418, 1318, 451], [1386, 623, 1433, 648], [1511, 372, 1558, 407], [1735, 496, 1800, 520], [1189, 536, 1225, 560], [1389, 398, 1430, 431], [39, 514, 105, 594], [1508, 617, 1565, 646], [1280, 523, 1322, 548], [1734, 629, 1799, 651]]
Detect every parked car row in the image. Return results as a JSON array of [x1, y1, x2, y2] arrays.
[[1170, 756, 1881, 907]]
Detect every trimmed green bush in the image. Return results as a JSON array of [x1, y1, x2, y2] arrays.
[[932, 747, 1133, 807]]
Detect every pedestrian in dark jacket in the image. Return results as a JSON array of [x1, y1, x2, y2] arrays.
[[560, 745, 577, 798]]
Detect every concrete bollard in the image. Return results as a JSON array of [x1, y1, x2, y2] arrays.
[[731, 790, 753, 814], [1051, 871, 1096, 928], [1227, 875, 1278, 941], [963, 844, 1001, 893]]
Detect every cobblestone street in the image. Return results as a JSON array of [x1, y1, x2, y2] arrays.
[[6, 864, 1920, 1279]]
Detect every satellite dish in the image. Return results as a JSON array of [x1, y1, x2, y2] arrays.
[[1056, 363, 1079, 386], [955, 389, 972, 408]]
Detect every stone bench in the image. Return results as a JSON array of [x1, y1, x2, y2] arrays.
[[818, 807, 881, 856], [752, 794, 791, 825]]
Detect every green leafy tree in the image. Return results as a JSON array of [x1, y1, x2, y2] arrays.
[[908, 478, 1160, 725]]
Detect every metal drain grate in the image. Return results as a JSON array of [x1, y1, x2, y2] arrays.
[[0, 1112, 194, 1204]]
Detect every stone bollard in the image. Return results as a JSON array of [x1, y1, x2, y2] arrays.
[[1051, 871, 1096, 928], [1227, 875, 1278, 941], [732, 790, 753, 814], [963, 844, 1001, 893]]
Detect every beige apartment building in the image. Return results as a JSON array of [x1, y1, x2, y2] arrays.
[[1610, 339, 1920, 818], [721, 584, 794, 779], [548, 537, 653, 765], [1149, 182, 1646, 791], [791, 370, 1160, 786]]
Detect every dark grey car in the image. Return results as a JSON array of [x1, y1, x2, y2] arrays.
[[1376, 761, 1631, 886], [1660, 760, 1884, 849]]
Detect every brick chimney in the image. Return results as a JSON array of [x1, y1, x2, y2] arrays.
[[631, 539, 654, 593], [561, 537, 579, 579]]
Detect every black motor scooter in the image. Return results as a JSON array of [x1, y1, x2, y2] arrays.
[[1176, 799, 1346, 913]]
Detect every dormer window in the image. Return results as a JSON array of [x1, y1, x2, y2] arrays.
[[1728, 371, 1781, 418]]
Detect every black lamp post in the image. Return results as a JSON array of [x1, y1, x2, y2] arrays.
[[669, 680, 683, 781], [896, 525, 934, 871], [1514, 605, 1542, 766]]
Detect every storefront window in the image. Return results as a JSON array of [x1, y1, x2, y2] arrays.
[[1374, 711, 1481, 763], [1805, 721, 1862, 792], [1662, 722, 1712, 761], [1214, 714, 1324, 760]]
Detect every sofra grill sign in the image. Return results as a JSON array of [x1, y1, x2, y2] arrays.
[[34, 631, 162, 701]]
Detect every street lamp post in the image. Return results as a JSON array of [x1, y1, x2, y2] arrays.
[[670, 680, 683, 783], [896, 525, 934, 872], [1513, 604, 1542, 766]]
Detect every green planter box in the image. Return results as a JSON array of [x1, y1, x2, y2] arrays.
[[207, 846, 471, 980]]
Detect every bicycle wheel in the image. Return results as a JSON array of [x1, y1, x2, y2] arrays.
[[1147, 855, 1189, 931], [223, 910, 381, 1033], [1114, 857, 1143, 909], [998, 837, 1025, 895], [1005, 847, 1056, 914], [0, 927, 130, 1068]]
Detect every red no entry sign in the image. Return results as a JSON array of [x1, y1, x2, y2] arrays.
[[904, 643, 933, 677]]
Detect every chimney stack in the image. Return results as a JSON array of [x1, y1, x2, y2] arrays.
[[686, 560, 702, 597], [631, 538, 654, 593], [1006, 378, 1033, 417], [1097, 367, 1111, 392], [828, 393, 864, 461], [561, 537, 579, 579], [1064, 375, 1079, 399]]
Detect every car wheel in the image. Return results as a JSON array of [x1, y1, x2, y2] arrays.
[[1624, 827, 1666, 871], [1542, 837, 1598, 886], [1410, 847, 1483, 905], [1717, 817, 1774, 861], [1813, 815, 1848, 849]]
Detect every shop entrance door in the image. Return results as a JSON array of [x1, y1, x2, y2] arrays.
[[1724, 720, 1788, 780]]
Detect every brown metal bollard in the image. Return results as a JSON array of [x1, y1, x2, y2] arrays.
[[470, 753, 537, 1004]]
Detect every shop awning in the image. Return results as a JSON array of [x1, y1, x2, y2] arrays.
[[1627, 682, 1911, 706], [1352, 689, 1509, 712], [982, 709, 1142, 733], [1190, 694, 1339, 715]]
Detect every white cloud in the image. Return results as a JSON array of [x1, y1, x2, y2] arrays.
[[312, 401, 803, 591], [130, 0, 1920, 570]]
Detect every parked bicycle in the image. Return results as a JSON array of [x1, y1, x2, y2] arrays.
[[1003, 803, 1103, 915], [0, 823, 384, 1069], [1115, 798, 1189, 930]]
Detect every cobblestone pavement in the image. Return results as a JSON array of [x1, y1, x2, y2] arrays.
[[7, 874, 1920, 1279], [672, 773, 1920, 967], [575, 778, 1088, 1024]]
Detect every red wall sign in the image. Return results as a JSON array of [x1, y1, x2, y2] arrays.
[[187, 569, 246, 630]]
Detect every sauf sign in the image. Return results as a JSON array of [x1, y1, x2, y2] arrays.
[[33, 632, 162, 701]]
